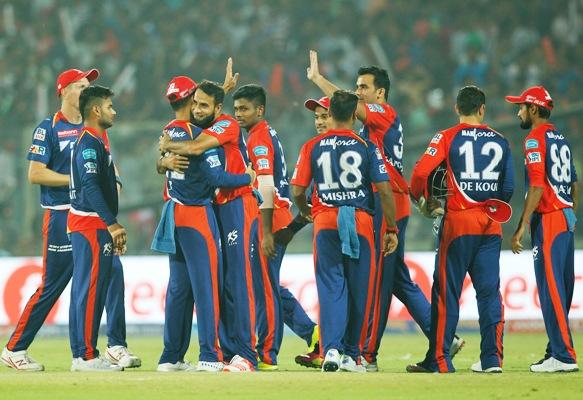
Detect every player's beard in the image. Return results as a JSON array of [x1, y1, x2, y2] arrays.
[[99, 117, 113, 130], [520, 114, 532, 130], [192, 112, 216, 129]]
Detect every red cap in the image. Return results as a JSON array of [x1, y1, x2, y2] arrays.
[[56, 68, 99, 96], [483, 199, 512, 223], [166, 76, 197, 103], [304, 96, 330, 111], [505, 86, 553, 110]]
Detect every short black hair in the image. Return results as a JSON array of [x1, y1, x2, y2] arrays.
[[534, 104, 552, 119], [197, 80, 224, 106], [170, 93, 193, 112], [79, 85, 114, 120], [232, 84, 266, 109], [456, 85, 485, 116], [357, 66, 390, 100], [330, 90, 358, 122]]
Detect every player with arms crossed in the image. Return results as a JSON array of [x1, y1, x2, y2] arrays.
[[307, 51, 464, 370], [291, 90, 398, 373], [2, 70, 139, 372], [507, 86, 579, 373], [408, 86, 514, 373]]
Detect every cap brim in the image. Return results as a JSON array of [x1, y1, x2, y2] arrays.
[[304, 99, 327, 111], [504, 95, 524, 104], [83, 69, 100, 82], [484, 199, 512, 223]]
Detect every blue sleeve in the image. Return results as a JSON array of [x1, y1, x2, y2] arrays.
[[367, 143, 390, 183], [77, 140, 117, 225], [27, 120, 52, 164], [571, 154, 578, 183], [201, 148, 251, 188], [501, 143, 515, 203]]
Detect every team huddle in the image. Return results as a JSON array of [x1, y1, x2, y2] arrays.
[[1, 50, 579, 374]]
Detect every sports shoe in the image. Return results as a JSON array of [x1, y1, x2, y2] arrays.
[[340, 355, 366, 373], [258, 361, 279, 371], [529, 356, 579, 373], [157, 360, 194, 372], [360, 356, 378, 372], [223, 355, 255, 372], [1, 347, 44, 372], [295, 341, 323, 369], [105, 346, 141, 368], [406, 363, 433, 373], [322, 349, 341, 372], [530, 354, 550, 366], [195, 361, 224, 372], [308, 325, 320, 353], [471, 361, 502, 373], [70, 357, 123, 372], [450, 335, 465, 359]]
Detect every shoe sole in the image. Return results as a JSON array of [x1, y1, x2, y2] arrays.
[[323, 361, 339, 372], [2, 356, 44, 372], [294, 356, 321, 369], [451, 339, 466, 359], [530, 367, 579, 373]]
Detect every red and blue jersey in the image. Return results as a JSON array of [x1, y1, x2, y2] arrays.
[[291, 129, 389, 216], [27, 111, 82, 209], [203, 114, 253, 204], [163, 120, 251, 206], [410, 123, 514, 211], [247, 120, 292, 209], [68, 127, 118, 232], [359, 102, 410, 220], [523, 123, 578, 213]]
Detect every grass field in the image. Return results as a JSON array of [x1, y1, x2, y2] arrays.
[[1, 332, 582, 400]]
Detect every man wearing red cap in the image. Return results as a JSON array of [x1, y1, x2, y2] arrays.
[[507, 86, 580, 373], [1, 69, 139, 371], [307, 51, 465, 371], [153, 76, 254, 372], [408, 85, 514, 373]]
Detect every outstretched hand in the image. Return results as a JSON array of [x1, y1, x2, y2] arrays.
[[222, 57, 240, 94], [306, 50, 321, 82]]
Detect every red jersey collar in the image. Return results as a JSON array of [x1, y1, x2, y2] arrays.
[[457, 122, 488, 130], [249, 119, 269, 135], [82, 126, 107, 141]]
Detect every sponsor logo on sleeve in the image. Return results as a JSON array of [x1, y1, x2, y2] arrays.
[[366, 104, 385, 113], [29, 145, 46, 155], [84, 162, 97, 174], [425, 147, 438, 157], [253, 146, 269, 156], [206, 154, 221, 168], [374, 147, 383, 160], [257, 159, 270, 170], [208, 119, 232, 134], [82, 148, 97, 160], [33, 127, 46, 141], [379, 164, 387, 174], [525, 139, 539, 149], [430, 133, 443, 144], [527, 152, 541, 164]]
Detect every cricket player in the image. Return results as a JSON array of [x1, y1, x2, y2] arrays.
[[408, 85, 513, 373], [67, 85, 125, 371], [154, 76, 255, 372], [307, 50, 464, 371], [2, 70, 139, 372], [507, 86, 579, 373], [291, 90, 398, 373], [159, 80, 259, 372]]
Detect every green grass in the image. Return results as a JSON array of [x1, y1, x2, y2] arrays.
[[1, 333, 582, 399]]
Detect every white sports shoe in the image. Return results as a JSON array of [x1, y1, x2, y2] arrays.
[[322, 349, 341, 372], [157, 360, 194, 372], [70, 357, 123, 372], [340, 355, 366, 373], [471, 361, 502, 373], [195, 361, 224, 372], [223, 355, 255, 372], [450, 336, 465, 359], [1, 347, 44, 371], [105, 346, 141, 368], [359, 356, 378, 372], [529, 357, 579, 373]]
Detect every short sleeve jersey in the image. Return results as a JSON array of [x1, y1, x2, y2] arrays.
[[27, 111, 82, 208], [291, 129, 389, 216], [523, 123, 578, 213], [410, 123, 514, 212], [247, 120, 291, 209]]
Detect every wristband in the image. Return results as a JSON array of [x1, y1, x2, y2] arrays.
[[386, 225, 399, 234]]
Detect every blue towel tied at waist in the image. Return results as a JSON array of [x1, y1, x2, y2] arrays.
[[338, 206, 360, 259], [563, 208, 577, 232], [151, 200, 176, 254]]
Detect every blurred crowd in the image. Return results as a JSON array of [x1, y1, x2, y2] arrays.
[[1, 0, 582, 255]]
